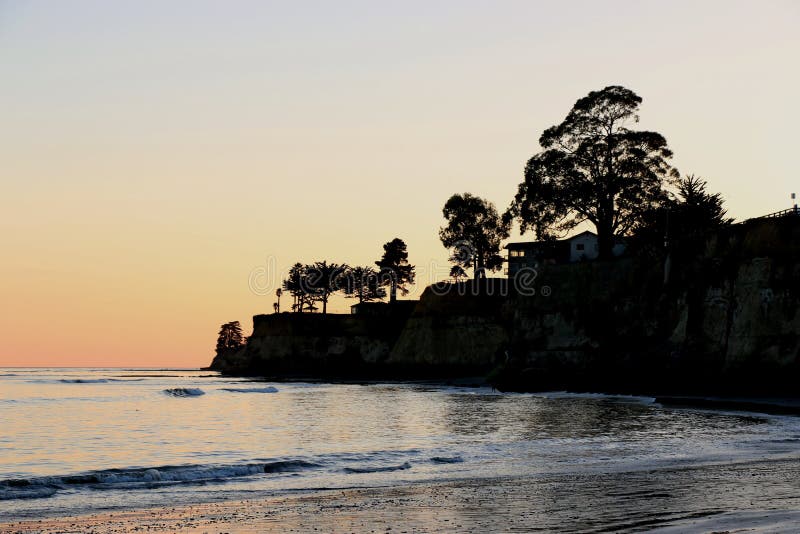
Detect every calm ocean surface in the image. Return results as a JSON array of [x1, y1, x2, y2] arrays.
[[2, 368, 800, 524]]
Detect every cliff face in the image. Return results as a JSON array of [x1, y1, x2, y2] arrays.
[[210, 312, 406, 377], [496, 218, 800, 393], [211, 218, 800, 393], [387, 281, 510, 372], [676, 220, 800, 377]]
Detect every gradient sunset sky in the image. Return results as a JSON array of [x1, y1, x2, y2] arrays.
[[1, 1, 798, 367]]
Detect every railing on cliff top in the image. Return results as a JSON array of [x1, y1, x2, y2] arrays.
[[757, 206, 800, 219]]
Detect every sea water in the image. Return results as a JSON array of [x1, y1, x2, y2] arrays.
[[2, 368, 800, 524]]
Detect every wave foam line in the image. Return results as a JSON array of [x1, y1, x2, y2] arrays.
[[0, 459, 320, 501]]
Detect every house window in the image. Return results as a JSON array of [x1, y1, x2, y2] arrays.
[[575, 243, 584, 251]]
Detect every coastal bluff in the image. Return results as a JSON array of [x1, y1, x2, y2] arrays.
[[210, 218, 800, 394], [209, 294, 506, 378]]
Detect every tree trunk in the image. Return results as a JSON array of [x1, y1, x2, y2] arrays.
[[473, 256, 485, 281], [597, 223, 614, 260], [390, 280, 397, 303]]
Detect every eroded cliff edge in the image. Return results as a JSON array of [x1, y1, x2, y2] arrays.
[[211, 218, 800, 394]]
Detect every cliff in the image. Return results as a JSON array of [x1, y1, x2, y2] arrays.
[[496, 217, 800, 394], [209, 307, 410, 377], [387, 280, 510, 373], [210, 218, 800, 394]]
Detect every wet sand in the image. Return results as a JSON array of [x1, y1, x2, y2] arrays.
[[4, 457, 800, 534]]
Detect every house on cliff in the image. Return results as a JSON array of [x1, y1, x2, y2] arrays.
[[505, 231, 625, 276]]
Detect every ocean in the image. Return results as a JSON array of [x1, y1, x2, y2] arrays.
[[2, 368, 800, 528]]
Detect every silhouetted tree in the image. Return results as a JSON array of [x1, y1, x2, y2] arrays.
[[375, 238, 415, 303], [505, 85, 678, 259], [305, 261, 348, 315], [449, 265, 467, 282], [283, 263, 319, 313], [630, 174, 732, 257], [440, 193, 510, 280], [675, 174, 732, 231], [283, 263, 310, 313], [343, 266, 386, 304], [215, 321, 245, 356], [274, 288, 282, 314]]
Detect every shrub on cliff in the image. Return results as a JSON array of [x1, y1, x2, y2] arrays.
[[215, 321, 245, 356]]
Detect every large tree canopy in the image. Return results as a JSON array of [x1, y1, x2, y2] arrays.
[[505, 85, 678, 259], [439, 193, 509, 280]]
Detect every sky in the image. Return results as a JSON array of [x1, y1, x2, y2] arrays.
[[1, 0, 798, 367]]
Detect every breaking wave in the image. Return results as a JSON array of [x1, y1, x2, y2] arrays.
[[60, 379, 112, 384], [221, 387, 279, 394], [343, 461, 412, 474], [163, 388, 205, 397], [430, 456, 464, 464]]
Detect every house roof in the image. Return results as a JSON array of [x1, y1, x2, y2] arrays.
[[568, 230, 597, 240], [504, 231, 597, 249]]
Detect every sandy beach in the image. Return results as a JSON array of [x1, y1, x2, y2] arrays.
[[5, 458, 800, 534]]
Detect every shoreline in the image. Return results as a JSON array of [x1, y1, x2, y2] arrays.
[[5, 464, 800, 533], [224, 373, 800, 416]]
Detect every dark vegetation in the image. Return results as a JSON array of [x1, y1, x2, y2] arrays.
[[214, 321, 245, 358], [440, 193, 509, 280], [277, 238, 415, 315]]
